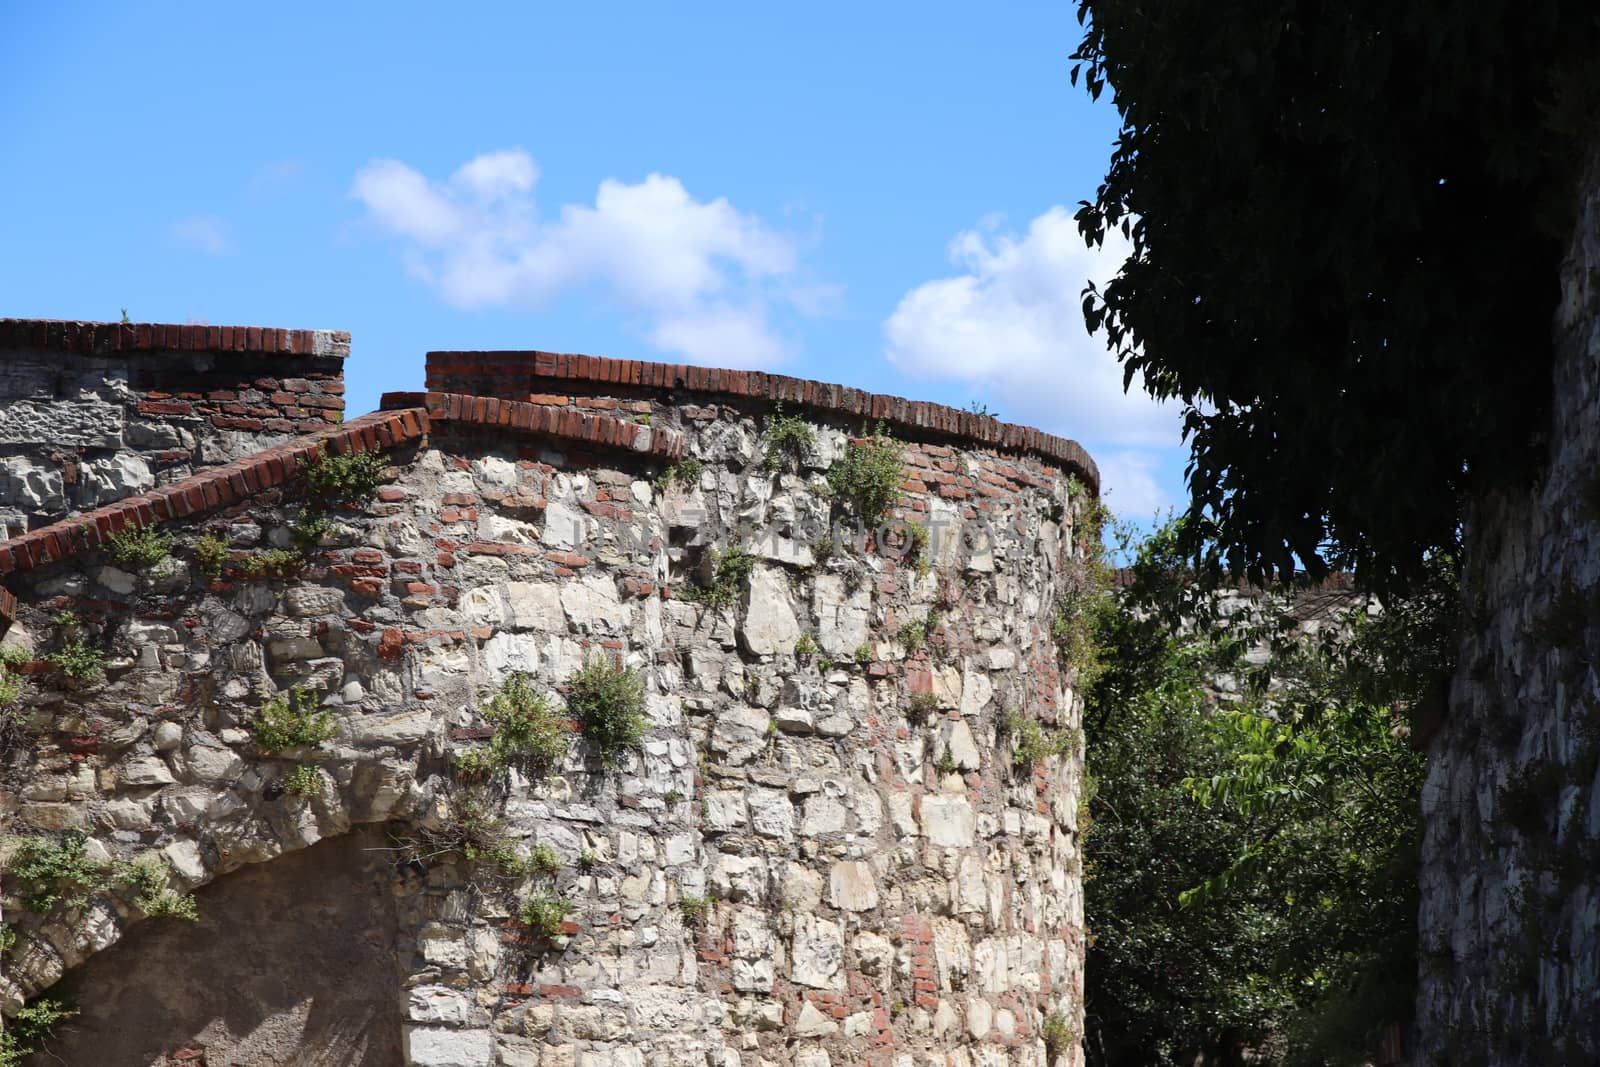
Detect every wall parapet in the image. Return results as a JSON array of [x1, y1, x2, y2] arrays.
[[0, 318, 351, 358], [426, 349, 1100, 491]]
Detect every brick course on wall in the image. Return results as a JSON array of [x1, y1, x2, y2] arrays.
[[0, 337, 1092, 1067], [0, 318, 348, 539]]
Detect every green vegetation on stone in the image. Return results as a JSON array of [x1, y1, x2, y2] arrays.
[[104, 525, 172, 571], [566, 656, 648, 767], [193, 532, 230, 579], [761, 402, 816, 472], [682, 545, 754, 608], [654, 458, 703, 493], [826, 423, 904, 526], [249, 687, 336, 751]]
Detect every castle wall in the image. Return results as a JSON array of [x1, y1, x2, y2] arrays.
[[0, 341, 1092, 1067], [0, 320, 347, 538], [1414, 161, 1600, 1062]]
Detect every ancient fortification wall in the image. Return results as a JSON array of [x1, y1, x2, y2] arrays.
[[0, 325, 1095, 1067], [1415, 163, 1600, 1063]]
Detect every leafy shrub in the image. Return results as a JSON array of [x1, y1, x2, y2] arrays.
[[566, 657, 648, 767], [654, 458, 703, 493], [683, 545, 755, 608], [104, 525, 172, 571], [120, 856, 199, 921], [854, 643, 873, 665], [291, 506, 335, 550], [3, 834, 197, 923], [283, 764, 322, 797], [300, 444, 386, 507], [47, 614, 103, 682], [762, 403, 816, 472], [519, 891, 574, 937], [6, 832, 110, 912], [526, 843, 563, 876], [481, 674, 568, 769], [0, 645, 27, 708], [793, 633, 818, 660], [0, 997, 75, 1066], [241, 548, 303, 579], [249, 687, 335, 751], [193, 533, 230, 579], [826, 423, 904, 525]]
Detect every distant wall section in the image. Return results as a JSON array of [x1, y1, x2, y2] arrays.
[[0, 320, 347, 537]]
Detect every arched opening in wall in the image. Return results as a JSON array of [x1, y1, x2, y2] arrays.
[[29, 827, 407, 1067]]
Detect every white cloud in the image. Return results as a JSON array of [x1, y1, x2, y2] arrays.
[[884, 206, 1180, 447], [170, 215, 233, 256], [1094, 449, 1173, 520], [351, 150, 810, 367]]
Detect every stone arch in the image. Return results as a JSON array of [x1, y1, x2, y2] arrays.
[[26, 827, 407, 1066]]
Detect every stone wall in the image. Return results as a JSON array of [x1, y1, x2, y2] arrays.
[[1414, 160, 1600, 1063], [0, 319, 347, 538], [0, 337, 1094, 1067]]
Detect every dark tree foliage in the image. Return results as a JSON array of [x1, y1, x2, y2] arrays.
[[1072, 1, 1600, 591]]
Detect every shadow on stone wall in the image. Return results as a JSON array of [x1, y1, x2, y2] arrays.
[[31, 827, 405, 1066]]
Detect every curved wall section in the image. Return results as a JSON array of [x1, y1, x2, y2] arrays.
[[0, 339, 1090, 1067]]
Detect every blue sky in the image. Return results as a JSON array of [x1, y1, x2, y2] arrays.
[[0, 1, 1186, 517]]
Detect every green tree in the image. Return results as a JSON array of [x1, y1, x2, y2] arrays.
[[1084, 525, 1437, 1066], [1071, 0, 1600, 591]]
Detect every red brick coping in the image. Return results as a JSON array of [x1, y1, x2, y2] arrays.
[[383, 391, 686, 461], [426, 350, 1099, 492], [0, 318, 350, 357]]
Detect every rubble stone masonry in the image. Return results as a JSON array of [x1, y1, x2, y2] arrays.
[[0, 327, 1093, 1067]]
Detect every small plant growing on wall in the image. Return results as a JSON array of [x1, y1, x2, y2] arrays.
[[46, 612, 103, 683], [761, 402, 816, 472], [904, 520, 932, 577], [998, 709, 1071, 770], [0, 996, 76, 1065], [6, 831, 115, 912], [519, 890, 575, 938], [193, 532, 230, 579], [120, 856, 200, 921], [249, 687, 336, 751], [907, 691, 940, 723], [476, 674, 569, 771], [682, 545, 755, 608], [299, 443, 387, 508], [677, 894, 712, 928], [1041, 1009, 1075, 1061], [653, 458, 703, 494], [826, 421, 905, 526], [898, 616, 929, 653], [566, 656, 648, 767], [240, 547, 303, 580], [103, 525, 173, 571], [283, 764, 322, 798]]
